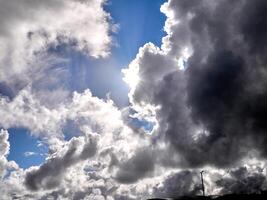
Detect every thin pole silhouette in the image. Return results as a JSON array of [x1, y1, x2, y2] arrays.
[[200, 170, 205, 196]]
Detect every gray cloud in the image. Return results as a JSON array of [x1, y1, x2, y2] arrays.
[[115, 148, 155, 184], [153, 170, 202, 198], [24, 137, 97, 191], [0, 129, 10, 177], [216, 166, 266, 194], [124, 0, 267, 171], [185, 0, 267, 164]]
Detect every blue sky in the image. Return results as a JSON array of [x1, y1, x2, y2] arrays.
[[7, 128, 48, 169], [7, 0, 167, 169]]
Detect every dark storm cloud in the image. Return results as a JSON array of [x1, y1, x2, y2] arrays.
[[185, 0, 267, 165], [118, 1, 267, 192], [153, 170, 202, 198], [153, 67, 247, 168], [239, 0, 267, 55], [115, 148, 155, 183], [25, 137, 97, 191], [145, 0, 267, 168], [216, 166, 266, 194]]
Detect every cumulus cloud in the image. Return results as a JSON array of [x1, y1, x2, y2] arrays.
[[0, 87, 147, 198], [0, 129, 18, 178], [25, 136, 97, 191], [0, 84, 146, 198], [116, 0, 267, 197], [0, 0, 113, 97], [115, 148, 155, 184], [0, 129, 10, 177], [0, 88, 123, 138], [123, 0, 267, 169], [152, 170, 202, 198], [216, 166, 266, 194]]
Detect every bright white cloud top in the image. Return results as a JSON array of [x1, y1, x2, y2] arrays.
[[0, 0, 113, 96], [1, 0, 267, 199]]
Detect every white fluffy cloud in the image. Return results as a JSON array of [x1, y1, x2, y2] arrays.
[[0, 86, 151, 198], [0, 129, 18, 179], [0, 87, 153, 199], [0, 129, 10, 177], [0, 88, 124, 138], [0, 0, 113, 94]]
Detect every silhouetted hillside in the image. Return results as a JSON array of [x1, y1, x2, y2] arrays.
[[148, 190, 267, 200]]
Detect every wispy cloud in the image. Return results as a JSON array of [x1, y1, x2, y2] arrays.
[[23, 152, 38, 158]]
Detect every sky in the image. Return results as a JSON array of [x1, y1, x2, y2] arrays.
[[1, 0, 267, 199], [6, 0, 167, 169]]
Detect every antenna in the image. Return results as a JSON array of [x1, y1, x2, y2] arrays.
[[200, 170, 205, 196]]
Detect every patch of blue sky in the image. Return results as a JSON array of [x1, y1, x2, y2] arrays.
[[126, 108, 155, 133], [7, 128, 48, 169], [64, 51, 130, 107], [130, 117, 155, 133], [105, 0, 167, 64], [63, 119, 83, 141]]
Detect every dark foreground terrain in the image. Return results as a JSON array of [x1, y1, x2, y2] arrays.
[[148, 191, 267, 200]]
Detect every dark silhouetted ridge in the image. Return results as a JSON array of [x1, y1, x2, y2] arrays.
[[148, 190, 267, 200]]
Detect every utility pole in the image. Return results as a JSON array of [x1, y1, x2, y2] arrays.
[[200, 170, 205, 197]]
